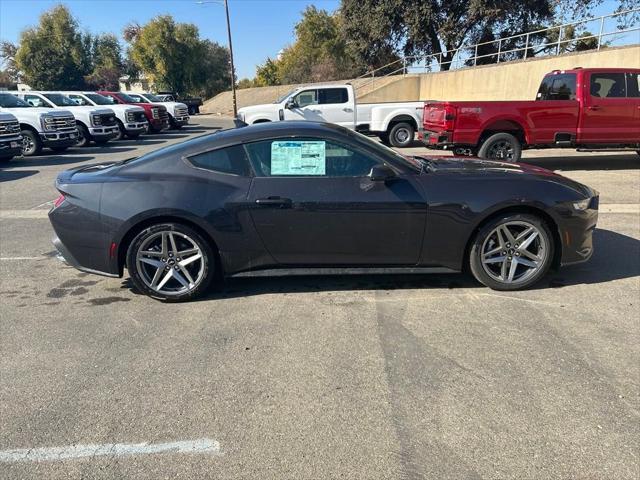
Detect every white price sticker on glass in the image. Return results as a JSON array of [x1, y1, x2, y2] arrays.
[[271, 141, 326, 175]]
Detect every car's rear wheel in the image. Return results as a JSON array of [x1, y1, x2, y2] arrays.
[[478, 132, 521, 162], [469, 214, 554, 291], [21, 129, 42, 156], [388, 122, 414, 148], [127, 223, 215, 302]]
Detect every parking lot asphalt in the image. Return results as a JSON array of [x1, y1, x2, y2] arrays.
[[1, 117, 638, 479]]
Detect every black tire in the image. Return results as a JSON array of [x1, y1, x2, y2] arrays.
[[126, 223, 216, 302], [50, 146, 69, 153], [388, 122, 415, 148], [149, 124, 164, 134], [478, 132, 522, 162], [76, 123, 90, 147], [21, 129, 42, 156], [469, 213, 554, 291], [126, 132, 141, 140], [169, 117, 183, 130], [636, 150, 640, 157], [115, 120, 126, 141]]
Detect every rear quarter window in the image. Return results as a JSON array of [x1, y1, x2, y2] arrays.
[[536, 74, 576, 100], [187, 144, 250, 176]]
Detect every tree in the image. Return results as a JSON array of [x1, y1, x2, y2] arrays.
[[14, 5, 91, 89], [85, 34, 123, 90], [0, 41, 20, 83], [255, 58, 281, 86], [126, 15, 230, 97]]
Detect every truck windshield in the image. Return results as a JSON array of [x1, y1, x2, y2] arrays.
[[127, 94, 149, 103], [84, 93, 114, 105], [117, 93, 139, 103], [44, 94, 79, 107], [0, 93, 31, 108], [274, 90, 297, 103], [143, 93, 163, 102]]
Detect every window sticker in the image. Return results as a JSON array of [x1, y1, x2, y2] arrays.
[[271, 141, 326, 175]]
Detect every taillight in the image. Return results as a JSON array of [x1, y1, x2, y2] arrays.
[[53, 194, 66, 208], [444, 105, 456, 130]]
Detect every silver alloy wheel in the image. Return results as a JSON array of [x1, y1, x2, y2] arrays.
[[22, 134, 35, 155], [395, 127, 410, 143], [135, 230, 205, 296], [481, 221, 547, 284], [487, 140, 515, 160]]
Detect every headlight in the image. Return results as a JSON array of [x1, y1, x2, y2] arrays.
[[125, 110, 135, 122], [91, 114, 102, 126], [151, 107, 160, 119], [572, 198, 591, 211], [40, 115, 57, 131]]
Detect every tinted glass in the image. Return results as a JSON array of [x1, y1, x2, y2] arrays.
[[43, 93, 78, 106], [591, 73, 626, 98], [68, 95, 90, 106], [0, 93, 31, 108], [245, 138, 379, 177], [626, 73, 639, 98], [127, 93, 149, 103], [25, 95, 50, 107], [294, 90, 318, 107], [85, 93, 114, 105], [319, 88, 348, 104], [143, 93, 163, 102], [188, 144, 250, 176], [537, 74, 576, 100]]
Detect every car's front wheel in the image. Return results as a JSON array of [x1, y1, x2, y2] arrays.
[[469, 213, 554, 291], [126, 223, 215, 302]]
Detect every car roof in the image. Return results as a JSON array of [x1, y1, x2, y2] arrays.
[[202, 121, 351, 145]]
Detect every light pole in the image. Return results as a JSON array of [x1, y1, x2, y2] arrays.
[[196, 0, 238, 117]]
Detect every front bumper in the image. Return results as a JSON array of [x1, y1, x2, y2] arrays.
[[125, 121, 148, 133], [41, 129, 79, 147], [149, 118, 170, 131], [0, 136, 23, 158], [559, 202, 599, 266], [89, 125, 119, 139], [171, 115, 190, 126], [52, 234, 119, 278]]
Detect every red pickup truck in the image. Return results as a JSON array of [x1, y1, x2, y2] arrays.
[[98, 91, 170, 133], [421, 68, 640, 162]]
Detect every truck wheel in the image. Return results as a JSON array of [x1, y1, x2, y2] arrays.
[[388, 122, 414, 148], [76, 124, 90, 147], [478, 133, 521, 162], [115, 120, 126, 141], [378, 133, 390, 145], [21, 130, 42, 156]]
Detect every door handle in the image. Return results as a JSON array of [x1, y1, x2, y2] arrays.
[[587, 105, 601, 111], [255, 196, 292, 208], [343, 108, 353, 113]]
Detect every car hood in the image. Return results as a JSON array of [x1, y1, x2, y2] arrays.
[[421, 156, 596, 197], [159, 101, 187, 110], [105, 104, 145, 114]]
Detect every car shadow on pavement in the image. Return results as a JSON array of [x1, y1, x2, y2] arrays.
[[0, 169, 39, 182], [2, 155, 95, 168], [544, 228, 639, 288], [522, 153, 640, 171]]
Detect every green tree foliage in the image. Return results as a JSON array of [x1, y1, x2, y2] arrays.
[[126, 15, 230, 97], [253, 6, 368, 86], [15, 5, 91, 89], [0, 41, 20, 83], [85, 34, 123, 90]]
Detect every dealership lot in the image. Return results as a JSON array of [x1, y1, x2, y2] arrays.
[[1, 118, 638, 479]]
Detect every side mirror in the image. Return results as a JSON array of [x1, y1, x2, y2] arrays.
[[369, 164, 396, 182], [285, 99, 298, 110]]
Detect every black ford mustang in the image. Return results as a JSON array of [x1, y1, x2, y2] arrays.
[[49, 121, 598, 301]]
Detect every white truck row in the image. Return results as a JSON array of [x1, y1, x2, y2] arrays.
[[0, 90, 189, 160], [236, 83, 424, 147]]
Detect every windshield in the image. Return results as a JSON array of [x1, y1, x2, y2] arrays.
[[127, 93, 149, 104], [0, 93, 31, 108], [274, 89, 297, 104], [143, 93, 162, 102], [116, 92, 139, 103], [85, 93, 114, 105], [44, 93, 78, 107]]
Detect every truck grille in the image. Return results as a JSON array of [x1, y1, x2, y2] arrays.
[[158, 107, 169, 122], [0, 120, 20, 136], [51, 116, 77, 131], [174, 106, 188, 117], [99, 113, 117, 126], [126, 110, 147, 122]]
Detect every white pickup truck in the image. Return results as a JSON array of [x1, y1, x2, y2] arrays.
[[15, 91, 119, 147], [0, 92, 78, 156], [0, 112, 23, 161], [236, 83, 425, 147], [123, 92, 190, 129], [62, 91, 148, 140]]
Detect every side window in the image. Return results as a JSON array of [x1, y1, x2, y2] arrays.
[[25, 95, 48, 107], [188, 144, 250, 176], [626, 73, 639, 98], [294, 90, 317, 108], [69, 95, 88, 106], [536, 74, 576, 100], [319, 88, 348, 104], [591, 73, 626, 98], [245, 138, 379, 177]]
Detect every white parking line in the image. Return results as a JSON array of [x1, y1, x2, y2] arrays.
[[0, 257, 45, 261], [0, 438, 221, 462]]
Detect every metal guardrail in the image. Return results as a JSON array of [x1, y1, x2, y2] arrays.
[[355, 8, 640, 91]]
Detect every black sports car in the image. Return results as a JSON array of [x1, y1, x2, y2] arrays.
[[49, 121, 598, 301]]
